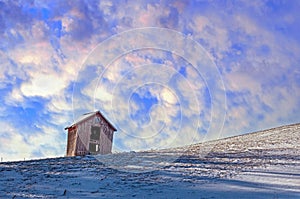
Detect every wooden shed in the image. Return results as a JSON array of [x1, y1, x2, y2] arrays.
[[65, 111, 117, 157]]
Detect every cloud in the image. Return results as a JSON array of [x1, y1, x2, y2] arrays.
[[75, 42, 217, 151], [181, 0, 300, 138], [0, 121, 64, 161], [160, 87, 177, 105], [0, 122, 31, 161], [20, 73, 66, 97]]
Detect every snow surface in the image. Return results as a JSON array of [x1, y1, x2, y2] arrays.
[[0, 123, 299, 198]]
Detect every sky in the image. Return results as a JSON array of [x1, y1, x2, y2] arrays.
[[0, 0, 300, 161]]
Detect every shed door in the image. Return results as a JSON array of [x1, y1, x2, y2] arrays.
[[89, 126, 100, 153], [89, 143, 99, 152]]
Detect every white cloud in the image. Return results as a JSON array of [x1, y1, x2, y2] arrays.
[[0, 122, 32, 161], [21, 73, 66, 97], [193, 16, 209, 33], [0, 121, 65, 162], [225, 72, 261, 94]]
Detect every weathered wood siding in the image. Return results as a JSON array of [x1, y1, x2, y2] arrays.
[[66, 127, 77, 156]]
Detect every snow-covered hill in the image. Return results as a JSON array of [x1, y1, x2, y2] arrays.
[[0, 123, 299, 198]]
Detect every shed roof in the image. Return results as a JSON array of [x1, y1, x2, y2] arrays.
[[65, 111, 117, 131]]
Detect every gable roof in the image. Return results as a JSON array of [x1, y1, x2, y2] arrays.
[[65, 111, 117, 131]]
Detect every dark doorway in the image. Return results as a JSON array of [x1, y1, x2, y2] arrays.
[[89, 143, 99, 152]]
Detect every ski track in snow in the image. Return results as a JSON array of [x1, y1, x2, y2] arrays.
[[0, 123, 299, 198]]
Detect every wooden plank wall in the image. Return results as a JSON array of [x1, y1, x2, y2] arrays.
[[66, 128, 77, 156]]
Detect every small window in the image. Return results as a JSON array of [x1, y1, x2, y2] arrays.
[[90, 126, 100, 140], [95, 117, 101, 123]]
